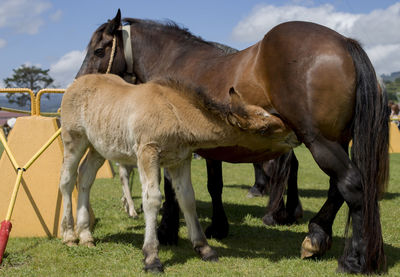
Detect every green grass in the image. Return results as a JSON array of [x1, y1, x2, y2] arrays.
[[0, 145, 399, 276]]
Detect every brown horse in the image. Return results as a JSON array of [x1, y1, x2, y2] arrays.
[[60, 73, 296, 272], [75, 11, 389, 274], [78, 13, 303, 245]]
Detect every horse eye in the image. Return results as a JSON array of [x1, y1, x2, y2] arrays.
[[94, 48, 105, 57]]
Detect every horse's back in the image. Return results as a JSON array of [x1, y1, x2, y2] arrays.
[[260, 21, 357, 142]]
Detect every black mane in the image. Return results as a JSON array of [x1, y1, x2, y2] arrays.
[[123, 18, 214, 47]]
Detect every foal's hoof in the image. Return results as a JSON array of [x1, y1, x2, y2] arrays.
[[144, 259, 164, 273], [64, 240, 78, 247], [301, 223, 332, 259], [80, 240, 96, 248], [195, 245, 219, 262]]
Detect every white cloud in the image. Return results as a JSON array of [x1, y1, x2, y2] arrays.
[[50, 10, 62, 22], [0, 0, 52, 34], [232, 3, 400, 74], [49, 50, 86, 88], [0, 39, 6, 48], [367, 44, 400, 75], [232, 4, 360, 42]]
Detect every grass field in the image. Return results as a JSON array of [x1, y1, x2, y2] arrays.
[[0, 145, 399, 276]]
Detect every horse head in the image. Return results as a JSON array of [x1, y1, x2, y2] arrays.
[[76, 10, 135, 82]]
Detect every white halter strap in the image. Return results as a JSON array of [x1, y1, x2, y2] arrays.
[[122, 24, 134, 74]]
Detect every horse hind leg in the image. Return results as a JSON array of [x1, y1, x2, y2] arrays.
[[76, 148, 105, 247], [301, 144, 346, 259], [305, 137, 368, 273], [168, 157, 218, 262], [301, 179, 343, 259], [119, 164, 138, 218], [59, 130, 89, 246]]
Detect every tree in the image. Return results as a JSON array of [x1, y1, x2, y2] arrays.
[[3, 65, 55, 107]]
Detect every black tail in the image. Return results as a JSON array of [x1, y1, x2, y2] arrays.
[[346, 38, 390, 273]]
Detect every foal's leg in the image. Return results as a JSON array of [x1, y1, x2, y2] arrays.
[[168, 157, 218, 261], [76, 148, 105, 246], [204, 159, 229, 239], [119, 164, 138, 218], [137, 145, 163, 273], [158, 159, 229, 242], [59, 131, 88, 246], [247, 162, 269, 198]]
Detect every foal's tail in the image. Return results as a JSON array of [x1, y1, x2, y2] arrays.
[[346, 38, 389, 273]]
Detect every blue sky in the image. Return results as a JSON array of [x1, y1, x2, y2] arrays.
[[1, 0, 400, 88]]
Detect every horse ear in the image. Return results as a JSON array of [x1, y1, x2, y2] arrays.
[[106, 9, 121, 35]]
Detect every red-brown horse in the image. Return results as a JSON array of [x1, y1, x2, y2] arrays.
[[76, 10, 389, 274]]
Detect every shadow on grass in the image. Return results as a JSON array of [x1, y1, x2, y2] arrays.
[[195, 199, 316, 225], [94, 196, 400, 272]]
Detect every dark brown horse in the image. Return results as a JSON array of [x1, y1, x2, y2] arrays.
[[76, 10, 389, 274]]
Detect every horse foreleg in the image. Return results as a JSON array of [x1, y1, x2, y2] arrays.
[[119, 164, 138, 218], [168, 157, 218, 262], [204, 159, 229, 240], [137, 145, 163, 273], [76, 148, 105, 247], [157, 168, 180, 245]]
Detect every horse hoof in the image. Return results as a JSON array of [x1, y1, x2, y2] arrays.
[[144, 259, 164, 273], [301, 237, 317, 259], [205, 222, 229, 240], [262, 214, 277, 226], [337, 251, 365, 274], [247, 186, 263, 198], [300, 223, 332, 259]]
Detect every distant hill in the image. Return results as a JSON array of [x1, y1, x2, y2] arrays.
[[0, 93, 63, 113], [382, 71, 400, 82]]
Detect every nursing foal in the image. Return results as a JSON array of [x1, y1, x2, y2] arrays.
[[59, 74, 297, 272]]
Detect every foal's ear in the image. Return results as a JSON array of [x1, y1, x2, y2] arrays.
[[106, 9, 122, 35], [229, 87, 244, 108]]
